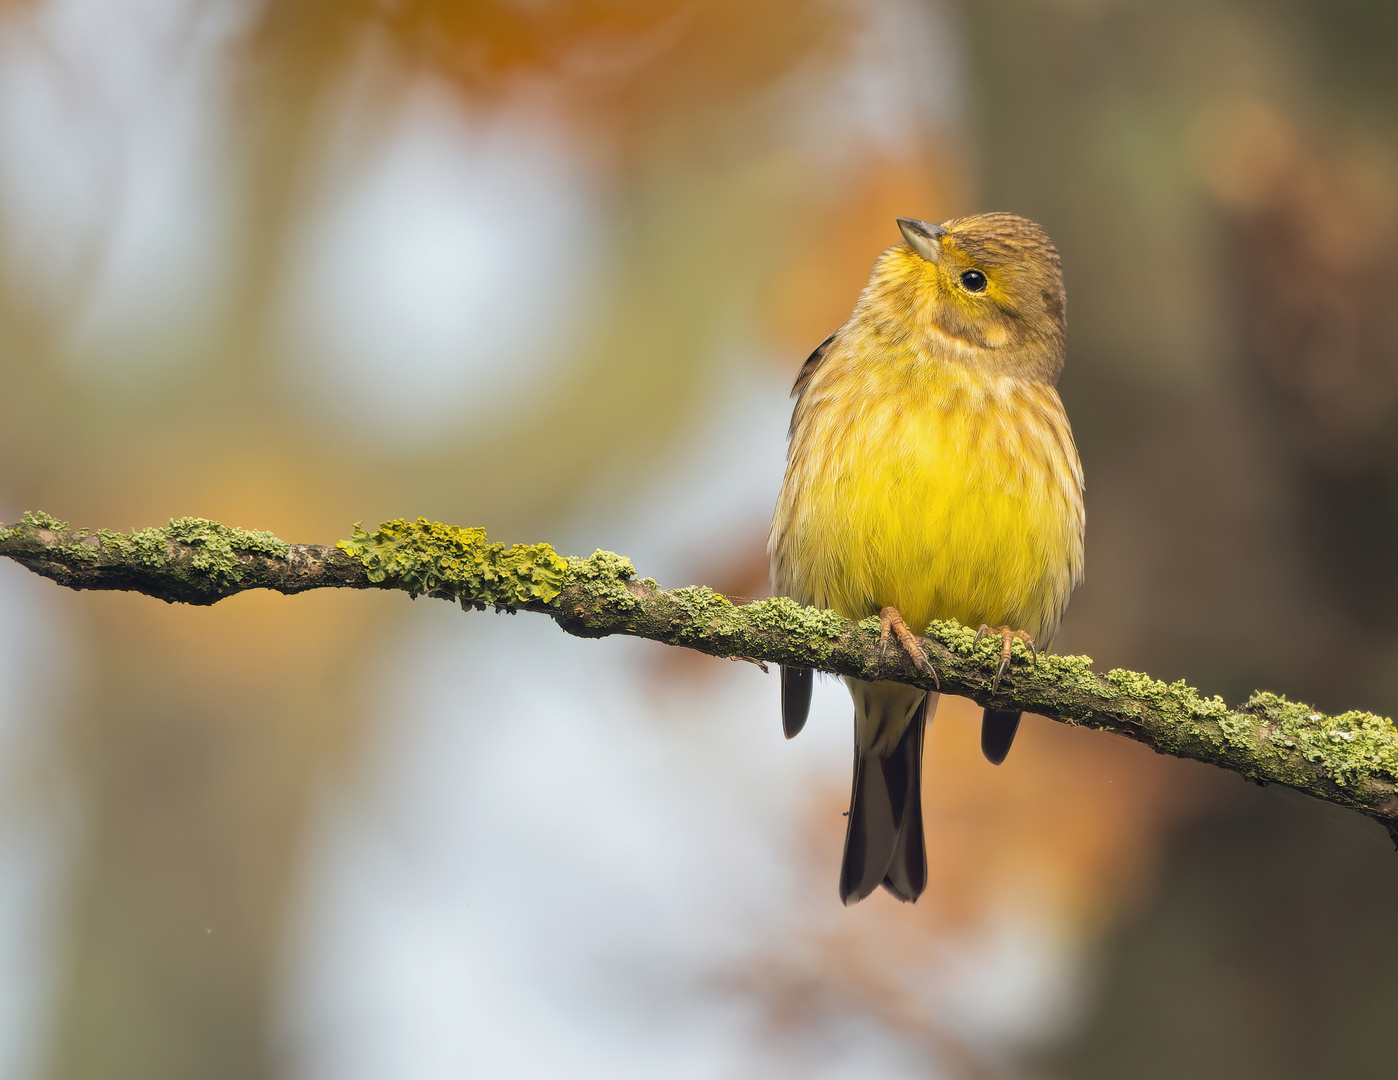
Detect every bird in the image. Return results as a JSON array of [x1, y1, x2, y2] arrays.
[[768, 212, 1084, 905]]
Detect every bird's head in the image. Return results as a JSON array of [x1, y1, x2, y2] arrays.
[[861, 212, 1067, 381]]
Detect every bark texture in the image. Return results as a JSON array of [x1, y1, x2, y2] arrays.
[[6, 511, 1398, 843]]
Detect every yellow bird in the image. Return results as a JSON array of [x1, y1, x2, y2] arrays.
[[769, 212, 1084, 905]]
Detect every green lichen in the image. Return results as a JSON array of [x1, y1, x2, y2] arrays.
[[1083, 674, 1398, 790], [97, 526, 167, 566], [20, 510, 69, 531], [568, 550, 636, 582], [922, 618, 1099, 695], [669, 586, 737, 626], [338, 518, 568, 606], [1190, 692, 1233, 724], [928, 619, 981, 653], [1240, 691, 1398, 787], [1105, 667, 1174, 702], [11, 507, 1398, 823], [97, 518, 290, 589], [1102, 671, 1230, 726], [1216, 709, 1261, 751], [741, 595, 848, 642], [57, 541, 99, 563], [1038, 652, 1099, 693], [2, 513, 95, 561], [562, 551, 640, 612], [1094, 669, 1245, 755]]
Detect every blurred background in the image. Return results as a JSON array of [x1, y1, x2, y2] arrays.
[[1, 0, 1398, 1076]]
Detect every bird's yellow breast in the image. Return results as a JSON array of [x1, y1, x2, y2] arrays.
[[771, 343, 1084, 644]]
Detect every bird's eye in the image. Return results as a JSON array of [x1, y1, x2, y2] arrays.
[[960, 269, 987, 293]]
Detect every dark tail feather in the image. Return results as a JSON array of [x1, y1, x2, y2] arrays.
[[840, 696, 930, 905], [981, 709, 1022, 765], [881, 699, 929, 902], [781, 666, 813, 739]]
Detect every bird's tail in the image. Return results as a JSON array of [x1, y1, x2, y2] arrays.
[[840, 680, 939, 905]]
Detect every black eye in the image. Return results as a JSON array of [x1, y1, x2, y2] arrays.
[[960, 269, 987, 293]]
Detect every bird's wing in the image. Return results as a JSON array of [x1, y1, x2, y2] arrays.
[[775, 337, 837, 739], [792, 332, 837, 399], [780, 664, 813, 739]]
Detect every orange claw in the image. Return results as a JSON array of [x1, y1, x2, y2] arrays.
[[975, 624, 1036, 692], [879, 606, 938, 689]]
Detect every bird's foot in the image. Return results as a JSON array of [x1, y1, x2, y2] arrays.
[[879, 607, 938, 688], [975, 625, 1037, 692]]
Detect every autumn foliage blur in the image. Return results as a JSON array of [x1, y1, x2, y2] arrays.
[[1, 0, 1398, 1078]]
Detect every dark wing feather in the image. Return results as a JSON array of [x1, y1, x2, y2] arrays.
[[980, 709, 1022, 765], [792, 332, 837, 397], [780, 665, 813, 739], [777, 336, 834, 737]]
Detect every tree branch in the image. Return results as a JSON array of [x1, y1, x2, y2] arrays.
[[5, 511, 1398, 843]]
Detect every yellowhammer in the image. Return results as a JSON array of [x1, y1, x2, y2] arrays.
[[769, 212, 1084, 905]]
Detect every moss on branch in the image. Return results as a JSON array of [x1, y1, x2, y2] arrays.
[[5, 511, 1398, 843]]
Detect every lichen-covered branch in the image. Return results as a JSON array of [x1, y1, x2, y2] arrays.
[[6, 510, 1398, 843]]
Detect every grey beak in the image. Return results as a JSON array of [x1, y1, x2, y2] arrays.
[[897, 217, 946, 263]]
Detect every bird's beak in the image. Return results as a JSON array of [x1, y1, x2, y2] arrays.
[[897, 217, 947, 263]]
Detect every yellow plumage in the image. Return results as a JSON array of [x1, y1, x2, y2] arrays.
[[773, 349, 1082, 641], [769, 212, 1084, 905]]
